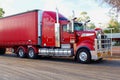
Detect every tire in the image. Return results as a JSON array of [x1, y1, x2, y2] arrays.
[[0, 48, 6, 55], [17, 48, 26, 58], [28, 48, 38, 59], [76, 48, 91, 64]]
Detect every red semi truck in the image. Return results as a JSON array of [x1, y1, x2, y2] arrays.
[[0, 10, 111, 63]]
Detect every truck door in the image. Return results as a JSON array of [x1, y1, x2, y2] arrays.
[[61, 24, 70, 44]]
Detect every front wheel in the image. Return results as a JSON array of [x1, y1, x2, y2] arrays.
[[28, 48, 38, 59], [76, 48, 91, 64]]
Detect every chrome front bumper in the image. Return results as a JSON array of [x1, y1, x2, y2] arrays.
[[91, 38, 112, 60]]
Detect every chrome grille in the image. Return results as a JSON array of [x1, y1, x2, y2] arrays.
[[96, 34, 111, 51]]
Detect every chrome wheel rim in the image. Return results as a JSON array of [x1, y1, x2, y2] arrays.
[[29, 49, 34, 58], [19, 49, 24, 57], [79, 52, 87, 61]]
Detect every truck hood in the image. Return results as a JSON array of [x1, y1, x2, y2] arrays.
[[75, 31, 96, 50], [75, 31, 96, 37]]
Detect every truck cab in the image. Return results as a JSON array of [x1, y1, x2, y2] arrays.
[[39, 10, 111, 63]]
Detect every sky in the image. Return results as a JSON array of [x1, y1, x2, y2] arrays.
[[0, 0, 111, 26]]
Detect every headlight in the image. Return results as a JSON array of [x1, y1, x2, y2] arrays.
[[97, 33, 101, 39], [95, 31, 101, 39]]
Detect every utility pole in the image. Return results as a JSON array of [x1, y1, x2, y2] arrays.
[[108, 28, 114, 56]]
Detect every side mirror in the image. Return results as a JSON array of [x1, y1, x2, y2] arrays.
[[84, 20, 90, 31], [84, 20, 90, 26]]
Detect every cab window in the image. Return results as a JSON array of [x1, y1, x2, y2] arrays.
[[62, 25, 67, 32], [74, 23, 83, 31]]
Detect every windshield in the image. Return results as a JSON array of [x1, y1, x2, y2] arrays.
[[74, 23, 84, 31]]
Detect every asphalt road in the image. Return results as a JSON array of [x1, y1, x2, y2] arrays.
[[0, 54, 120, 80]]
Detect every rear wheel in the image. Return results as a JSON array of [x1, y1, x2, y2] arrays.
[[0, 48, 6, 55], [28, 48, 38, 59], [17, 48, 26, 58], [76, 48, 91, 64]]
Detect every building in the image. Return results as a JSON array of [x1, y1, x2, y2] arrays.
[[106, 33, 120, 45]]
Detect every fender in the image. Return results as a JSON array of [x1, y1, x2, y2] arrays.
[[75, 41, 94, 56], [76, 46, 90, 55], [27, 46, 38, 54], [16, 46, 27, 54]]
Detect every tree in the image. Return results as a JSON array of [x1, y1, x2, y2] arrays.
[[77, 11, 90, 22], [76, 11, 96, 30], [97, 0, 120, 21], [104, 19, 120, 33], [87, 23, 96, 29], [97, 0, 120, 33], [0, 8, 5, 17], [98, 0, 120, 12]]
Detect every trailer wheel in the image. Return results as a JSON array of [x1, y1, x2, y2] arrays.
[[0, 48, 6, 55], [18, 48, 26, 58], [28, 48, 38, 59], [76, 48, 91, 64]]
